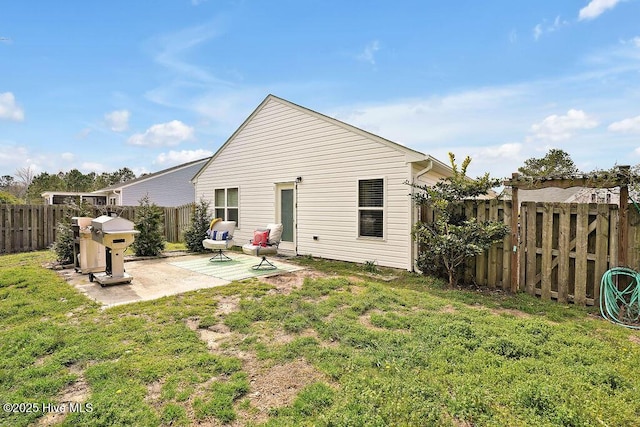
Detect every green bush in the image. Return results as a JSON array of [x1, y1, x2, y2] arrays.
[[132, 195, 165, 257], [51, 199, 94, 264], [52, 220, 74, 264], [183, 199, 211, 253]]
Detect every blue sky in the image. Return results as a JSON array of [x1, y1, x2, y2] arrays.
[[1, 0, 640, 181]]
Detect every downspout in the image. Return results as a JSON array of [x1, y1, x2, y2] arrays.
[[410, 159, 433, 272]]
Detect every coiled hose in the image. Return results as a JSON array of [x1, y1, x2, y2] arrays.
[[600, 267, 640, 329]]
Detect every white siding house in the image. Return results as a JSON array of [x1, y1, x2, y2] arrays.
[[192, 95, 453, 271]]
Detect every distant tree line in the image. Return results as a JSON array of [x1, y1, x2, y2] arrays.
[[0, 167, 137, 204]]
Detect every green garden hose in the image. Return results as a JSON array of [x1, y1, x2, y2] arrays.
[[600, 267, 640, 329]]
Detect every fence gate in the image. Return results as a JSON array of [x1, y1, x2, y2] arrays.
[[519, 202, 619, 305]]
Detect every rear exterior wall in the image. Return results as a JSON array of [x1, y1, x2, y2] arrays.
[[194, 98, 415, 269]]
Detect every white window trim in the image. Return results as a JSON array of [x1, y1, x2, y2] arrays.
[[213, 187, 240, 227], [357, 177, 386, 241]]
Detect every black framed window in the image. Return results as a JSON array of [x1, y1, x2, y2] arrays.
[[358, 179, 384, 238]]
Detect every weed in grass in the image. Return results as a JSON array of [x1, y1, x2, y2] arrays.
[[363, 260, 379, 274]]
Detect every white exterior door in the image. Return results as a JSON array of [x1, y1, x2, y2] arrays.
[[276, 183, 296, 252]]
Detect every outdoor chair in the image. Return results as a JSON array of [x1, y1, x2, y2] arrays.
[[242, 223, 283, 270], [202, 219, 236, 262]]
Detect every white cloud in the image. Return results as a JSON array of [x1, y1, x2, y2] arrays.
[[104, 109, 130, 132], [127, 120, 194, 146], [528, 109, 599, 142], [609, 115, 640, 133], [356, 40, 380, 65], [332, 85, 531, 149], [0, 92, 24, 121], [0, 144, 29, 166], [0, 144, 47, 176], [533, 16, 569, 40], [533, 24, 543, 41], [61, 152, 75, 161], [154, 149, 213, 166], [80, 162, 107, 173], [477, 143, 523, 161], [579, 0, 621, 21]]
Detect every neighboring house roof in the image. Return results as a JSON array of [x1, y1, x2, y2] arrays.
[[192, 94, 454, 182], [517, 187, 584, 203], [502, 185, 639, 205], [97, 157, 210, 193]]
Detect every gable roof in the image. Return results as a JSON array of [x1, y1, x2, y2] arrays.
[[97, 157, 210, 193], [192, 94, 452, 182]]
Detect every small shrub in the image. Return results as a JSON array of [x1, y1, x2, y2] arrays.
[[183, 199, 212, 253], [51, 198, 94, 264], [132, 195, 165, 256], [52, 220, 74, 264]]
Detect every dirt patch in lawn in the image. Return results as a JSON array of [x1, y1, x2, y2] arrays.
[[440, 305, 457, 314], [239, 352, 329, 424], [629, 334, 640, 345], [185, 316, 234, 351], [489, 307, 531, 318], [215, 296, 240, 316], [261, 269, 329, 294], [36, 364, 90, 427]]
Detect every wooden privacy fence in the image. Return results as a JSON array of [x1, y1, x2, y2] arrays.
[[0, 203, 194, 254], [420, 199, 640, 306]]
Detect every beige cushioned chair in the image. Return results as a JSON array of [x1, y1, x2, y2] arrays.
[[202, 220, 236, 261], [242, 223, 283, 270]]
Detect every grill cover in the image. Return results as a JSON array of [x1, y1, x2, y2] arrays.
[[91, 215, 135, 233]]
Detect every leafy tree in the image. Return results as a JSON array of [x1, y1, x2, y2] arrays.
[[65, 168, 94, 192], [518, 149, 579, 178], [132, 195, 165, 256], [25, 167, 138, 202], [183, 199, 212, 253], [0, 190, 21, 204], [410, 153, 509, 287], [26, 172, 66, 203], [102, 168, 136, 187]]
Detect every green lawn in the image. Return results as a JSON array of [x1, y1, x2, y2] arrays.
[[1, 251, 639, 426]]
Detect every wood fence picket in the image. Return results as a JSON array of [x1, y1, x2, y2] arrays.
[[420, 200, 637, 306], [0, 203, 194, 254]]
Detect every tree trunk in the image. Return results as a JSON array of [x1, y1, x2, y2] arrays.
[[448, 268, 456, 288]]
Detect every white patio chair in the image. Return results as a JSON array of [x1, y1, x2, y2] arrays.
[[202, 220, 236, 262], [242, 223, 283, 270]]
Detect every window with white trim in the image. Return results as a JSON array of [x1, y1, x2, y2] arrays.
[[358, 178, 384, 238], [214, 188, 239, 225]]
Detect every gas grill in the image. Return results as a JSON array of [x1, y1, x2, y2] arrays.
[[89, 215, 139, 286], [71, 216, 106, 274]]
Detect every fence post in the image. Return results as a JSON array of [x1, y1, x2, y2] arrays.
[[618, 171, 629, 267], [510, 173, 520, 293]]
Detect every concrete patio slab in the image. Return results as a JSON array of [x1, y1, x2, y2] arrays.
[[61, 254, 230, 308], [59, 253, 303, 308]]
